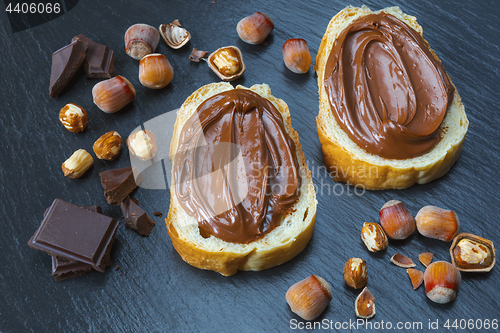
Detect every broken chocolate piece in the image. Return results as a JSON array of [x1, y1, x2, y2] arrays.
[[51, 256, 94, 282], [51, 243, 113, 281], [28, 199, 119, 272], [189, 48, 208, 62], [72, 34, 116, 78], [51, 251, 111, 282], [50, 204, 109, 281], [49, 39, 88, 98], [100, 167, 140, 205], [121, 196, 155, 237], [153, 211, 163, 217], [84, 205, 103, 215]]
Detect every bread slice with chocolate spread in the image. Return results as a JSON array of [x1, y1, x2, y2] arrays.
[[166, 82, 317, 276], [315, 6, 468, 190]]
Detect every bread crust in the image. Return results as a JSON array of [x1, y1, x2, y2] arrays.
[[315, 6, 468, 190], [166, 83, 317, 276]]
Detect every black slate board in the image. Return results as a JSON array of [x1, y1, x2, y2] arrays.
[[1, 0, 499, 332]]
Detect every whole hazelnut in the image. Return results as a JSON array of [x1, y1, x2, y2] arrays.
[[139, 54, 174, 89], [379, 200, 415, 240], [124, 24, 160, 60], [286, 275, 332, 321], [424, 261, 461, 304], [415, 206, 460, 242], [92, 75, 136, 113], [282, 38, 312, 74], [236, 12, 274, 44]]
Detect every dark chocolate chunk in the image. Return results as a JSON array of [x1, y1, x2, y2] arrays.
[[72, 34, 116, 79], [100, 167, 140, 205], [28, 199, 119, 272], [121, 197, 155, 237], [50, 204, 108, 281], [49, 39, 88, 98], [153, 211, 163, 217], [84, 205, 103, 215], [45, 204, 102, 217], [52, 252, 112, 282], [51, 256, 94, 282]]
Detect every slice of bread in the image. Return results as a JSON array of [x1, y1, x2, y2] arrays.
[[166, 82, 317, 276], [315, 6, 468, 190]]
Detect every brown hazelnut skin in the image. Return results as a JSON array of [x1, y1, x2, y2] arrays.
[[415, 206, 460, 242], [424, 261, 461, 304], [92, 76, 136, 113], [93, 131, 122, 161], [124, 24, 160, 60], [344, 258, 368, 289], [59, 103, 87, 133], [236, 12, 274, 44], [139, 54, 174, 89], [286, 275, 332, 321], [360, 222, 388, 252], [282, 38, 312, 74], [379, 200, 415, 240]]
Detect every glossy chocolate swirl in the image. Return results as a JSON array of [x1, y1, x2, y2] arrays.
[[173, 89, 300, 244], [324, 13, 455, 159]]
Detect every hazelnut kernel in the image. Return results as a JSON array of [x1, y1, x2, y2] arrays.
[[61, 149, 93, 178], [344, 258, 368, 289], [212, 48, 241, 76], [59, 103, 87, 133], [93, 131, 122, 161], [127, 130, 157, 161]]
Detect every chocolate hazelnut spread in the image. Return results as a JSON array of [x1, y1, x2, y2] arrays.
[[173, 89, 301, 244], [324, 13, 455, 159]]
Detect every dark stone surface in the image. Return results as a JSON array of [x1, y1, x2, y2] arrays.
[[0, 0, 499, 332]]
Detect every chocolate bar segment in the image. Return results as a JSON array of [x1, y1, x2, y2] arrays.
[[84, 205, 103, 215], [100, 167, 139, 205], [51, 256, 94, 282], [52, 252, 112, 282], [50, 205, 109, 281], [72, 34, 116, 79], [28, 199, 119, 272], [49, 39, 88, 98], [121, 197, 155, 237]]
